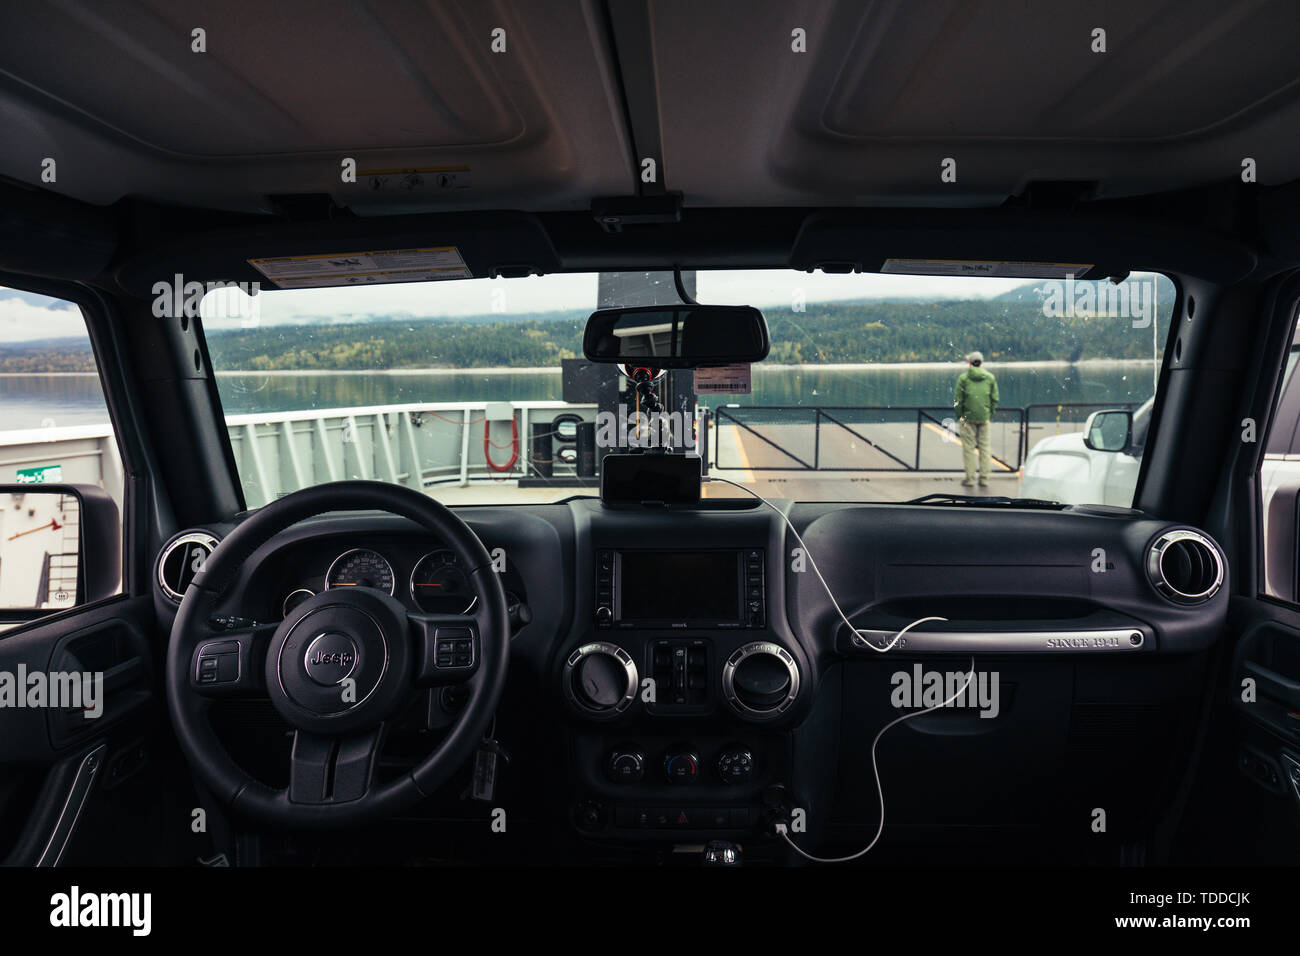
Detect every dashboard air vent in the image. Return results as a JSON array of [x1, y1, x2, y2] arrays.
[[157, 531, 220, 603], [1146, 530, 1223, 604]]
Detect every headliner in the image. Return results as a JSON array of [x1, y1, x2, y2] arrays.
[[3, 0, 1299, 214], [3, 1, 1300, 290]]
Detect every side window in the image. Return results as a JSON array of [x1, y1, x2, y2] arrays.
[[0, 287, 123, 616]]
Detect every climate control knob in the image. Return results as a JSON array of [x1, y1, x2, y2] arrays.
[[563, 643, 638, 718], [716, 747, 756, 785], [664, 751, 700, 784], [607, 749, 645, 783]]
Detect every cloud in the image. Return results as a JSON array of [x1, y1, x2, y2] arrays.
[[0, 291, 86, 342]]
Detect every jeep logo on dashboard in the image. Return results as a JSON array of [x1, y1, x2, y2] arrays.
[[304, 633, 358, 685]]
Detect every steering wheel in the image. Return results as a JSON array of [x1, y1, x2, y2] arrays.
[[165, 481, 509, 828]]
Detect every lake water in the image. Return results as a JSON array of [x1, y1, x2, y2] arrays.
[[0, 363, 1158, 431]]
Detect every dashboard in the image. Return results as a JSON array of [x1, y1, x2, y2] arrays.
[[152, 497, 1230, 862]]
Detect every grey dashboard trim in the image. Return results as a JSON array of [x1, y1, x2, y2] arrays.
[[847, 627, 1149, 654]]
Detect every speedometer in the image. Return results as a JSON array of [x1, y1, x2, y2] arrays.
[[326, 548, 395, 595], [410, 549, 476, 614]]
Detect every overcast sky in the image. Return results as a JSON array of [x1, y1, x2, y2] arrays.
[[0, 269, 1140, 339], [196, 269, 1036, 329], [0, 290, 88, 342]]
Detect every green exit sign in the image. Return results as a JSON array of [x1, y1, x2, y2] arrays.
[[16, 465, 62, 483]]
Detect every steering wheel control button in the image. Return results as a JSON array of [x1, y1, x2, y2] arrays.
[[433, 627, 476, 671], [563, 642, 638, 718], [722, 642, 800, 720], [194, 641, 241, 686], [303, 632, 358, 686], [413, 620, 480, 683], [664, 751, 700, 783]]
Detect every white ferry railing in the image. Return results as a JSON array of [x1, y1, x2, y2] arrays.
[[224, 400, 597, 506], [0, 400, 598, 509]]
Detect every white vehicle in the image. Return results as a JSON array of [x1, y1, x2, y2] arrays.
[[1022, 339, 1300, 576], [1019, 398, 1152, 507]]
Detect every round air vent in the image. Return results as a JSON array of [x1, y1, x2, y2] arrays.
[[722, 642, 800, 720], [563, 642, 638, 718], [1147, 530, 1223, 604], [157, 531, 220, 603]]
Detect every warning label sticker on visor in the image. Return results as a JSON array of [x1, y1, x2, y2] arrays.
[[248, 247, 472, 288]]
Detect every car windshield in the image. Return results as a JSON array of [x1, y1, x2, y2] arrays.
[[197, 269, 1174, 507]]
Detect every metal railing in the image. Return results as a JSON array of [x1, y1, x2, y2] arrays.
[[709, 401, 1142, 474], [709, 405, 1028, 473], [0, 400, 598, 510], [0, 399, 1144, 508], [224, 400, 597, 506]]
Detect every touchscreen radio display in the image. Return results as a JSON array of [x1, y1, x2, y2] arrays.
[[618, 551, 740, 623]]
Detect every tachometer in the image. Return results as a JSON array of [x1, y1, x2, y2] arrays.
[[410, 549, 476, 614], [326, 548, 395, 595]]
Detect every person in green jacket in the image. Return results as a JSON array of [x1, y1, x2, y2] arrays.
[[954, 350, 999, 487]]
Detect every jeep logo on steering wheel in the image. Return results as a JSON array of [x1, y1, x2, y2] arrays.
[[303, 633, 359, 686]]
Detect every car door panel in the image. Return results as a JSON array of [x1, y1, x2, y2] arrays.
[[1233, 613, 1300, 796], [0, 594, 160, 866]]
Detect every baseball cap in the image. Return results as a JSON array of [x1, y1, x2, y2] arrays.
[[966, 350, 984, 363]]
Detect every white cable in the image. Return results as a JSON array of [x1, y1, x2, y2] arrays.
[[776, 658, 976, 864], [703, 475, 946, 651], [702, 474, 968, 864]]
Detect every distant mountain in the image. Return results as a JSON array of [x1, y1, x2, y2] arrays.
[[0, 285, 1179, 373], [0, 336, 94, 351], [227, 306, 591, 328], [989, 274, 1177, 306], [0, 338, 94, 372], [988, 282, 1045, 304]]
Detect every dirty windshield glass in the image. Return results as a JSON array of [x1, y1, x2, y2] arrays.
[[197, 270, 1174, 507]]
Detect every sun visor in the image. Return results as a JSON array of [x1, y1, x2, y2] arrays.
[[111, 211, 561, 297], [0, 183, 116, 281], [791, 210, 1256, 282]]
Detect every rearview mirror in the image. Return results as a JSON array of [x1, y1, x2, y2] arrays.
[[1083, 409, 1133, 453], [583, 304, 769, 368], [0, 484, 119, 611]]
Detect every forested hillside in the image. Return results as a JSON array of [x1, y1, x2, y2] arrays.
[[0, 280, 1174, 372]]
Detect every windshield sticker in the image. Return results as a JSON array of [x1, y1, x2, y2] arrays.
[[248, 247, 471, 288], [694, 363, 752, 395]]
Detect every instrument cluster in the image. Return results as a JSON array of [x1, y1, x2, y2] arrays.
[[278, 544, 523, 620]]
